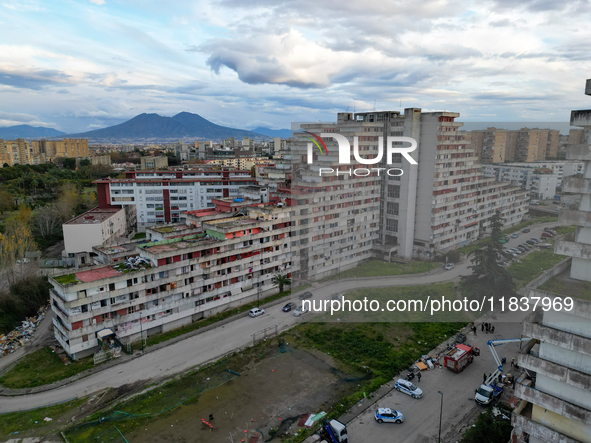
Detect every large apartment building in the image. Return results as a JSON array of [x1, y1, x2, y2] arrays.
[[50, 198, 295, 359], [510, 78, 591, 443], [93, 168, 256, 228], [0, 138, 90, 166], [470, 127, 559, 163], [274, 110, 527, 274]]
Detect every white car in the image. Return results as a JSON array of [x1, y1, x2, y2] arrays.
[[444, 263, 454, 270], [374, 408, 404, 424], [293, 305, 309, 316], [249, 308, 265, 318], [394, 379, 423, 399]]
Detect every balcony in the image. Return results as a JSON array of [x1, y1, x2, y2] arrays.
[[559, 209, 591, 227], [562, 176, 591, 194], [566, 144, 591, 161], [512, 409, 580, 443], [518, 354, 591, 392], [515, 382, 591, 424]]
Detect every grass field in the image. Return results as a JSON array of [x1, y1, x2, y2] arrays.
[[0, 399, 85, 436], [509, 247, 566, 289], [0, 347, 94, 389], [319, 259, 441, 282]]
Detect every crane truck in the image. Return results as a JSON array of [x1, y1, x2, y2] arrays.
[[474, 337, 530, 406]]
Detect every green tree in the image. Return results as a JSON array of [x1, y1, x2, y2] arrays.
[[461, 409, 512, 443], [79, 159, 91, 167], [272, 273, 292, 293], [0, 188, 12, 214], [62, 158, 76, 170], [461, 211, 515, 299]]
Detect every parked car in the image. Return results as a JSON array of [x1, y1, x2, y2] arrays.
[[299, 291, 313, 300], [511, 233, 519, 238], [529, 238, 541, 244], [249, 308, 265, 318], [526, 240, 537, 246], [394, 379, 423, 399], [517, 246, 527, 252], [374, 408, 404, 424], [522, 228, 531, 233], [293, 305, 309, 316], [519, 244, 530, 251], [541, 232, 555, 238], [282, 302, 296, 312], [531, 200, 540, 205], [444, 263, 455, 270], [510, 248, 522, 255], [538, 243, 553, 249], [544, 227, 557, 233]]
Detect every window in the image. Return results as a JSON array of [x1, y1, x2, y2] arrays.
[[386, 219, 398, 232], [387, 185, 400, 199], [387, 202, 399, 216]]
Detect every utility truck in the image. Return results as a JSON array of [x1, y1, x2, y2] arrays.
[[475, 338, 530, 406]]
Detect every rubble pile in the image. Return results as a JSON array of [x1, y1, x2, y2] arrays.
[[0, 305, 48, 358]]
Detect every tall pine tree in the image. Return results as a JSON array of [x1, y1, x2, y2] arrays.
[[461, 211, 515, 299]]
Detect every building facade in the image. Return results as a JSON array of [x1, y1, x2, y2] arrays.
[[470, 127, 559, 163], [140, 156, 168, 169], [94, 168, 256, 228], [50, 199, 295, 359], [483, 164, 559, 200]]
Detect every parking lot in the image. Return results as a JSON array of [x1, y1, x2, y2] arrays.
[[346, 309, 530, 443]]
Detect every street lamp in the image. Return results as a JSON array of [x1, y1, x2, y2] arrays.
[[438, 391, 444, 442]]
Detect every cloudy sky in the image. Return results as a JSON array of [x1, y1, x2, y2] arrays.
[[1, 0, 590, 133]]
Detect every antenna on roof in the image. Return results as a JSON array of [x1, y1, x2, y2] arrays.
[[353, 101, 356, 113], [374, 99, 376, 111]]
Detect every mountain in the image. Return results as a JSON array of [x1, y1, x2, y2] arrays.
[[0, 125, 65, 139], [70, 112, 266, 142], [251, 127, 292, 138]]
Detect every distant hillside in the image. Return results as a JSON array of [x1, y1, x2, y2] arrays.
[[251, 127, 292, 138], [0, 125, 65, 139], [69, 112, 266, 142]]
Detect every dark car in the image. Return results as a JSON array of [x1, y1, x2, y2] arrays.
[[299, 291, 313, 300], [526, 240, 537, 246], [282, 302, 296, 312], [455, 333, 467, 344], [522, 228, 531, 233], [529, 238, 541, 244], [520, 244, 530, 251]]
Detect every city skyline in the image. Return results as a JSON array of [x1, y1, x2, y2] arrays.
[[1, 0, 590, 133]]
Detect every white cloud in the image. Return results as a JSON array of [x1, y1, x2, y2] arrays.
[[89, 0, 105, 5]]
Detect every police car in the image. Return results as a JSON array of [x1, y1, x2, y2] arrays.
[[394, 379, 423, 399], [374, 408, 404, 424]]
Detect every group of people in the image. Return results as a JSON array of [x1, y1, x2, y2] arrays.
[[469, 321, 495, 336], [481, 322, 495, 334]]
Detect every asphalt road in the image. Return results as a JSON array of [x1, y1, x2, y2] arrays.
[[0, 221, 558, 414]]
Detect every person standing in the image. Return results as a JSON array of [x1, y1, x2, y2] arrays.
[[491, 325, 495, 333], [417, 371, 422, 382], [483, 373, 487, 383], [511, 357, 515, 368], [481, 323, 485, 332]]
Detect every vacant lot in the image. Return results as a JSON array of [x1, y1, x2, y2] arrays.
[[319, 259, 440, 282]]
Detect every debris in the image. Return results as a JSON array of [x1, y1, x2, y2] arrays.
[[44, 417, 52, 422], [0, 305, 48, 358]]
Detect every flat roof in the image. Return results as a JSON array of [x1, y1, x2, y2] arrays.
[[64, 207, 123, 225]]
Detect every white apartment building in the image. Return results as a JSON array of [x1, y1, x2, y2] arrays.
[[94, 169, 255, 228], [501, 161, 584, 187], [483, 164, 559, 200], [50, 200, 295, 360], [63, 207, 127, 256]]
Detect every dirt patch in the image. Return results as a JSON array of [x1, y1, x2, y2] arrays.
[[124, 348, 357, 443]]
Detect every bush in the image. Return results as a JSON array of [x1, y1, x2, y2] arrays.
[[0, 276, 51, 334]]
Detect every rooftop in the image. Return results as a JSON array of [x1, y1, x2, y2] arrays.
[[139, 234, 219, 254], [64, 207, 123, 225]]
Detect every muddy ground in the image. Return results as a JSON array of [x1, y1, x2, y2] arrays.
[[125, 348, 359, 443]]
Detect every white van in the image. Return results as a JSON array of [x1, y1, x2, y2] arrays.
[[530, 200, 540, 205]]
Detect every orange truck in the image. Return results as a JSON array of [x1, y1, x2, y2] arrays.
[[444, 344, 479, 372]]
